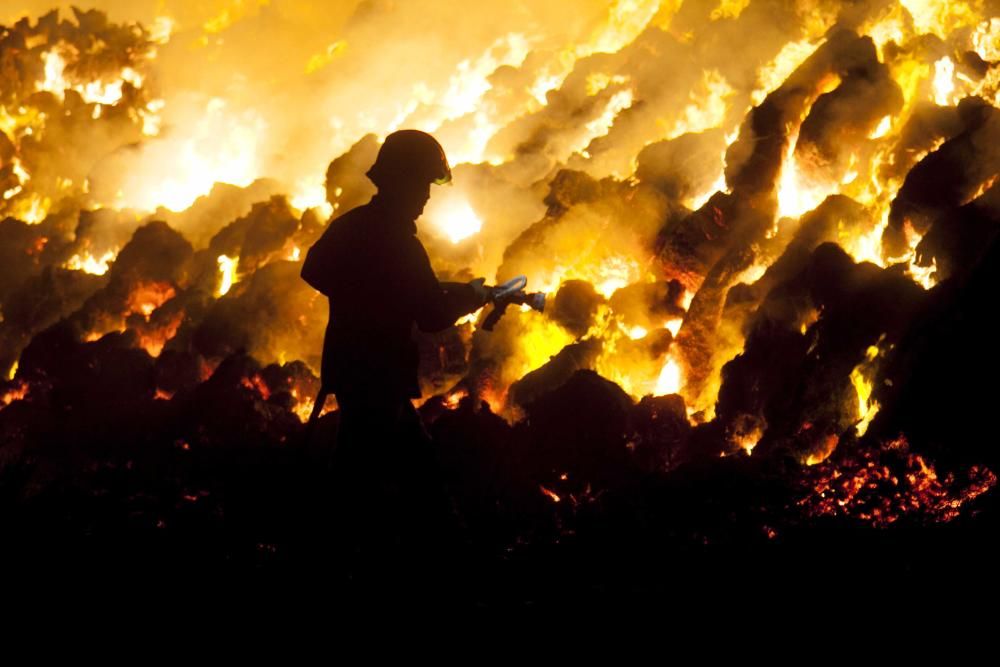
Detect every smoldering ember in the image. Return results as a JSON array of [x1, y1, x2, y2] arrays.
[[1, 1, 999, 608]]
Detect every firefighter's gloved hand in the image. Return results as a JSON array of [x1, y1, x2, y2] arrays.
[[468, 277, 491, 307]]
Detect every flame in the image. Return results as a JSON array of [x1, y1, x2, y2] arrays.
[[138, 312, 184, 357], [504, 315, 575, 386], [933, 56, 956, 105], [847, 343, 883, 439], [667, 69, 734, 140], [444, 388, 468, 409], [595, 0, 663, 53], [7, 361, 17, 381], [900, 0, 981, 38], [241, 373, 270, 400], [39, 47, 143, 105], [868, 115, 893, 140], [289, 387, 335, 423], [431, 198, 483, 244], [626, 325, 648, 340], [539, 485, 562, 503], [586, 72, 628, 96], [710, 0, 751, 21], [292, 397, 314, 423], [1, 3, 996, 516], [593, 256, 640, 299], [127, 282, 176, 319], [751, 39, 822, 105], [576, 89, 635, 157], [305, 40, 347, 75], [804, 433, 840, 466], [290, 176, 334, 219], [115, 98, 265, 212], [531, 255, 648, 302], [65, 249, 118, 276], [1, 380, 29, 408], [529, 72, 563, 106], [217, 255, 238, 297], [653, 356, 682, 396], [3, 158, 29, 201], [733, 427, 763, 456]]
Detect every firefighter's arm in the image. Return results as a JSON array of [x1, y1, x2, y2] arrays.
[[406, 238, 486, 332]]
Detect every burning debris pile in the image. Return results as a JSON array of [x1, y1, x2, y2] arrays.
[[1, 1, 1000, 594]]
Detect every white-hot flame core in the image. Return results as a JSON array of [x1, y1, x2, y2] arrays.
[[217, 254, 238, 296], [654, 356, 682, 396], [431, 198, 483, 244]]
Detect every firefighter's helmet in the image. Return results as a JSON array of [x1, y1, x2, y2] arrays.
[[366, 129, 451, 188]]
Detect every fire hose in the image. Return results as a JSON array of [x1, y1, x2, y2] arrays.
[[481, 275, 546, 331]]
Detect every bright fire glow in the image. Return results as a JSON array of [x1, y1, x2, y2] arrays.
[[626, 325, 648, 340], [432, 198, 483, 244], [933, 56, 955, 105], [115, 98, 265, 212], [776, 126, 841, 221]]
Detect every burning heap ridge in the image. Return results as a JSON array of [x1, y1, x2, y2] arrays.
[[1, 2, 999, 589]]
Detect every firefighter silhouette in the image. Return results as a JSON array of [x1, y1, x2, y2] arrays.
[[301, 130, 488, 555]]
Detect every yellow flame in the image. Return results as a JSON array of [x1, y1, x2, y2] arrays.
[[900, 0, 981, 38], [586, 72, 628, 96], [933, 56, 955, 105], [851, 345, 882, 436], [13, 194, 49, 224], [710, 0, 750, 21], [503, 314, 575, 388], [38, 49, 143, 106], [290, 176, 334, 219], [752, 39, 822, 106], [576, 89, 634, 157], [667, 69, 734, 140], [590, 0, 663, 55], [65, 249, 117, 275], [973, 18, 1000, 61], [869, 115, 893, 139], [202, 1, 270, 34], [149, 16, 174, 44], [292, 397, 315, 423], [530, 72, 563, 106], [305, 40, 347, 75], [777, 133, 838, 220], [733, 426, 763, 456], [7, 360, 17, 381], [117, 98, 264, 212]]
